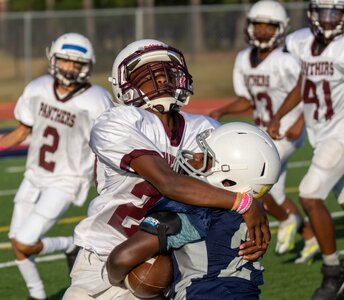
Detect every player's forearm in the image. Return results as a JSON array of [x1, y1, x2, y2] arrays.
[[0, 123, 31, 149], [218, 97, 251, 115], [274, 76, 302, 121], [157, 173, 235, 209]]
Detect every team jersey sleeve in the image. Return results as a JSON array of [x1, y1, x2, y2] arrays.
[[285, 28, 310, 62], [233, 51, 251, 100], [90, 108, 162, 173], [14, 83, 36, 127], [278, 52, 301, 92]]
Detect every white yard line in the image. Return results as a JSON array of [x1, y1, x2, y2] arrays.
[[0, 254, 65, 269], [5, 166, 25, 173], [288, 160, 311, 168], [0, 189, 17, 196]]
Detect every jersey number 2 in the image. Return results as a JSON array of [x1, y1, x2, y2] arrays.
[[39, 126, 59, 172]]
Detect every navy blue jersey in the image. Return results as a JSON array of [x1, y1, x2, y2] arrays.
[[148, 198, 263, 299]]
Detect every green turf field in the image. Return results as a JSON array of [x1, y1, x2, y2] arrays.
[[1, 131, 344, 299]]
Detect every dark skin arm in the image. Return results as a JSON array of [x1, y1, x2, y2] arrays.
[[0, 123, 31, 148], [267, 74, 303, 140], [106, 231, 159, 285], [209, 97, 252, 120], [106, 229, 267, 285], [284, 113, 305, 141], [131, 154, 270, 248]]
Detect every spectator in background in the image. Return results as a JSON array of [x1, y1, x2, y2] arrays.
[[268, 0, 344, 299], [0, 33, 113, 300], [209, 0, 319, 263]]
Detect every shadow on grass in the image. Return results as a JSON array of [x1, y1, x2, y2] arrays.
[[49, 288, 67, 300]]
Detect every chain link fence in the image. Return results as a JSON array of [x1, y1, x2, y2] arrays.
[[0, 2, 308, 102]]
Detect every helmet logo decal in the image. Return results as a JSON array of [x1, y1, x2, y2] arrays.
[[62, 44, 88, 54], [254, 184, 271, 199], [143, 44, 162, 49]]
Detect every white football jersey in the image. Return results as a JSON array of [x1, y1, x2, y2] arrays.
[[73, 106, 220, 255], [14, 75, 113, 206], [286, 28, 344, 145], [233, 46, 302, 136]]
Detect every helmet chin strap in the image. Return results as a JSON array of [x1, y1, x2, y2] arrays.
[[56, 73, 74, 87], [140, 96, 179, 113]]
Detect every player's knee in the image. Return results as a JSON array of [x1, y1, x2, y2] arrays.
[[12, 238, 37, 255], [299, 171, 322, 199], [313, 139, 344, 170]]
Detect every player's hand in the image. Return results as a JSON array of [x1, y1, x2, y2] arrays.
[[267, 118, 283, 140], [238, 240, 268, 261], [242, 200, 271, 249], [284, 115, 304, 141]]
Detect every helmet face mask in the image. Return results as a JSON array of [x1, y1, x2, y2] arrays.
[[245, 0, 289, 50], [308, 0, 344, 41], [47, 33, 95, 86], [109, 40, 193, 112], [173, 123, 281, 199]]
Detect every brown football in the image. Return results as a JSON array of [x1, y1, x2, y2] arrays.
[[124, 254, 173, 298]]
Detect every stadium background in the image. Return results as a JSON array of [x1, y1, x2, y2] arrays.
[[0, 2, 308, 105], [1, 2, 344, 300]]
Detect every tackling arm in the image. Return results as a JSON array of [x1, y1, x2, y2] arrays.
[[131, 154, 270, 248]]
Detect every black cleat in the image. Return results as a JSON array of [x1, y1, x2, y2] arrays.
[[27, 297, 47, 300], [65, 244, 80, 273], [312, 263, 344, 300]]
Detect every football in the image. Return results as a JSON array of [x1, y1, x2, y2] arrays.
[[124, 254, 173, 298]]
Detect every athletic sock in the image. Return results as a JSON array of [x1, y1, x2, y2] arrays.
[[40, 236, 73, 255], [305, 236, 318, 247], [323, 252, 340, 266], [16, 257, 47, 299]]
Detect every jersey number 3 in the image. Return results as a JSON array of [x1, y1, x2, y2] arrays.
[[39, 126, 60, 172]]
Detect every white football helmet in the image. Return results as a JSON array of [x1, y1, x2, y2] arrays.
[[308, 0, 344, 41], [173, 122, 281, 199], [108, 39, 193, 112], [245, 0, 289, 49], [47, 33, 95, 86]]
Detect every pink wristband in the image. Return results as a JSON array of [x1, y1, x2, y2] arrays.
[[0, 145, 7, 151], [236, 193, 253, 214]]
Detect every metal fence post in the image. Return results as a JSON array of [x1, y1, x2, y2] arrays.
[[24, 11, 32, 85]]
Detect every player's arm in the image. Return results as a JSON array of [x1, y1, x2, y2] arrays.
[[106, 230, 159, 285], [284, 113, 305, 140], [0, 123, 31, 149], [131, 154, 270, 248], [209, 97, 251, 120], [267, 74, 303, 140]]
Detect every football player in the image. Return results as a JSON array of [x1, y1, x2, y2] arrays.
[[0, 33, 113, 300], [209, 0, 319, 263], [267, 0, 344, 299], [106, 122, 281, 299], [63, 39, 271, 299]]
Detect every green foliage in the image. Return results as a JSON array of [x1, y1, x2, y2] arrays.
[[7, 0, 308, 12], [9, 0, 46, 11]]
